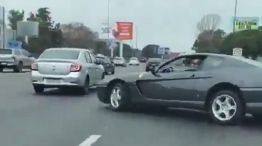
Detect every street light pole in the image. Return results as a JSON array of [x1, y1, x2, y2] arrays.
[[233, 0, 238, 32], [107, 0, 113, 58]]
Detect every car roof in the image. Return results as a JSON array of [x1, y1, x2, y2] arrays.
[[46, 48, 91, 52], [181, 53, 231, 58]]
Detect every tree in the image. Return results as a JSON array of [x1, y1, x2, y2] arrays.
[[197, 14, 221, 33], [8, 10, 24, 30], [193, 29, 225, 53], [61, 22, 97, 49], [142, 44, 159, 58], [27, 7, 63, 54], [221, 30, 262, 59]]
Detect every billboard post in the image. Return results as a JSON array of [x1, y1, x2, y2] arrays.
[[115, 22, 133, 57]]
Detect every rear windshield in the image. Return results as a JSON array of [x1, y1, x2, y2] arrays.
[[0, 49, 12, 54], [114, 58, 122, 60], [148, 58, 162, 62], [39, 49, 80, 60]]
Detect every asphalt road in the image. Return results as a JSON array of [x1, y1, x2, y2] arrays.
[[1, 64, 262, 146]]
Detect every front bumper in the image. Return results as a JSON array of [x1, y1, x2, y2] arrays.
[[31, 71, 84, 87], [97, 84, 109, 103], [241, 87, 262, 114]]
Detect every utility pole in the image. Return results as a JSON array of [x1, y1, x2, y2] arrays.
[[107, 0, 114, 58], [233, 0, 238, 32]]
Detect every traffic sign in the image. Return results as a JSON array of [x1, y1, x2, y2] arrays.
[[157, 47, 165, 55], [233, 48, 242, 56]]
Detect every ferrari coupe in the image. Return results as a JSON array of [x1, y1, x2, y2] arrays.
[[97, 53, 262, 125]]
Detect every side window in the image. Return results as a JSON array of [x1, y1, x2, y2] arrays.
[[105, 58, 111, 63], [22, 50, 29, 57], [202, 56, 224, 70], [84, 52, 92, 63], [89, 53, 96, 63], [158, 56, 206, 73], [14, 50, 21, 55], [159, 57, 191, 72]]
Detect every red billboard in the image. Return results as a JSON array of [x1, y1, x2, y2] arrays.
[[115, 22, 133, 40]]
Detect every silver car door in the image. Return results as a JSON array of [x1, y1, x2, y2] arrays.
[[89, 52, 102, 81], [20, 50, 29, 66], [84, 52, 97, 85]]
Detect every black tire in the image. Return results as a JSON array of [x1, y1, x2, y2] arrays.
[[209, 90, 244, 125], [0, 67, 3, 72], [14, 62, 23, 72], [112, 69, 115, 74], [252, 114, 262, 120], [33, 85, 44, 94], [102, 72, 105, 79], [79, 77, 89, 95], [109, 83, 130, 111]]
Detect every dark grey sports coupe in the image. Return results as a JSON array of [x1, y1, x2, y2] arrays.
[[97, 53, 262, 125]]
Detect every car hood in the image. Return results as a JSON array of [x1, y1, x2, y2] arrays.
[[99, 72, 155, 84]]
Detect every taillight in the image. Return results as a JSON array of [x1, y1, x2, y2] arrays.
[[31, 63, 38, 71], [70, 64, 82, 72]]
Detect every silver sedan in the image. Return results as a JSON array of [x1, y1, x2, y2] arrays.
[[31, 48, 105, 94]]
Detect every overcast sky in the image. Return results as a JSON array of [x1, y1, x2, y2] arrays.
[[2, 0, 262, 52]]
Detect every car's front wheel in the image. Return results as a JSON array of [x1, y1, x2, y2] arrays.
[[109, 83, 129, 111], [0, 67, 3, 72], [33, 85, 44, 94], [209, 90, 244, 125]]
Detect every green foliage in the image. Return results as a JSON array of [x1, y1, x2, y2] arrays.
[[193, 29, 225, 53], [8, 10, 24, 30], [221, 30, 262, 59], [26, 8, 63, 54]]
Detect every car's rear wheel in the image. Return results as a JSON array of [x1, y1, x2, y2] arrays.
[[33, 85, 44, 94], [14, 62, 23, 72], [0, 67, 3, 72], [109, 83, 129, 111], [209, 90, 244, 125], [79, 78, 89, 95]]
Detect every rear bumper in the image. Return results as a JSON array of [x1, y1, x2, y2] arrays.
[[0, 61, 16, 68], [31, 71, 84, 87]]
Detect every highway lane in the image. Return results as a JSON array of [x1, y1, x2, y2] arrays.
[[1, 64, 262, 146]]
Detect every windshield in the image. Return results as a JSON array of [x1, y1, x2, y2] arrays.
[[39, 49, 80, 60], [0, 49, 12, 54]]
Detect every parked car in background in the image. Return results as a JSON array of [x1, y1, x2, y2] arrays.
[[96, 55, 115, 75], [31, 48, 105, 94], [145, 58, 162, 72], [128, 57, 140, 66], [113, 57, 127, 67], [139, 57, 147, 63], [97, 53, 262, 125], [0, 48, 35, 72]]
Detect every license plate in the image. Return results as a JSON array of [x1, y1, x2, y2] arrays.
[[45, 79, 61, 84]]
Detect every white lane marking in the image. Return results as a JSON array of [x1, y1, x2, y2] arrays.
[[78, 135, 101, 146]]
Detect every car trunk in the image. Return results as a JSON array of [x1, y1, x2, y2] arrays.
[[0, 54, 14, 62], [37, 59, 76, 75]]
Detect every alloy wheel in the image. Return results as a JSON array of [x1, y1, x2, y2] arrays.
[[212, 94, 237, 121]]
